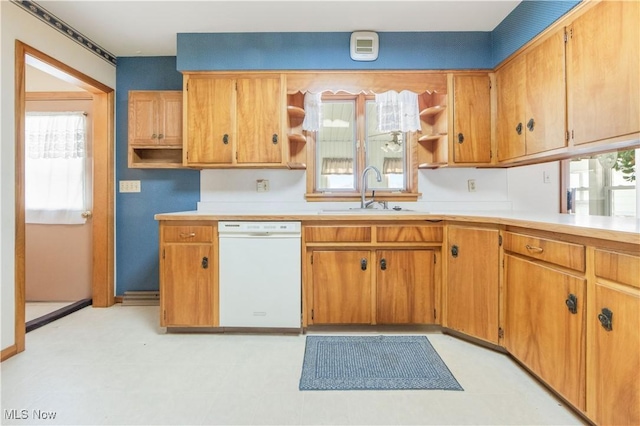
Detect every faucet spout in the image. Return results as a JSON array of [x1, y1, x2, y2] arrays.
[[360, 165, 382, 208]]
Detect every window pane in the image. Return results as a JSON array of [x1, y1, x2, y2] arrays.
[[316, 101, 356, 191], [365, 101, 406, 190]]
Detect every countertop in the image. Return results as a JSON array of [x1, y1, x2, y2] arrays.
[[154, 209, 640, 245]]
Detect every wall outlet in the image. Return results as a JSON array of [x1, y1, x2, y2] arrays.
[[119, 180, 141, 193], [543, 170, 551, 184], [256, 179, 269, 192], [467, 179, 477, 192]]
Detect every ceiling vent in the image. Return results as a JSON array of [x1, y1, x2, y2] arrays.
[[350, 31, 379, 61]]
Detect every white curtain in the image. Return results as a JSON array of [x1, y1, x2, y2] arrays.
[[375, 90, 420, 133], [25, 112, 87, 224], [302, 92, 322, 131]]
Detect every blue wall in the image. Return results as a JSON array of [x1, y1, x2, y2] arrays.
[[115, 57, 199, 295], [115, 2, 580, 294]]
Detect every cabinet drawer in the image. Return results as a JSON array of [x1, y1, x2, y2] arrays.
[[377, 226, 443, 243], [163, 226, 213, 243], [595, 249, 640, 289], [305, 226, 371, 243], [503, 232, 585, 272]]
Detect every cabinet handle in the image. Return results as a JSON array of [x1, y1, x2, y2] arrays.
[[457, 133, 464, 144], [451, 245, 459, 258], [179, 232, 196, 238], [525, 244, 543, 253], [598, 308, 613, 331], [516, 123, 523, 135], [380, 258, 387, 271], [201, 256, 209, 269], [223, 134, 229, 144], [272, 134, 278, 144], [565, 294, 578, 314], [158, 134, 164, 139], [360, 258, 367, 271], [151, 134, 157, 139], [527, 118, 535, 132]]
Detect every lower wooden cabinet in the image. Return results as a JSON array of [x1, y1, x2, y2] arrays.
[[504, 254, 586, 411], [446, 226, 500, 343], [159, 222, 217, 327]]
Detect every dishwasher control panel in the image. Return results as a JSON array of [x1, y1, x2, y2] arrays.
[[218, 221, 301, 234]]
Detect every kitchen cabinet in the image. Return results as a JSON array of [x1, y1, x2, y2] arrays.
[[588, 249, 640, 425], [452, 74, 492, 164], [128, 90, 183, 168], [376, 250, 435, 324], [305, 223, 442, 325], [567, 1, 640, 147], [159, 222, 217, 327], [504, 232, 586, 411], [446, 226, 500, 344], [184, 74, 285, 167], [496, 28, 566, 161]]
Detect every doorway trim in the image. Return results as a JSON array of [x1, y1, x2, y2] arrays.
[[14, 40, 115, 354]]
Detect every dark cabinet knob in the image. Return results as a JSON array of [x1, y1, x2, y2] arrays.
[[516, 122, 523, 135], [598, 308, 613, 331], [380, 258, 387, 271], [201, 257, 209, 269], [272, 134, 278, 144], [451, 245, 459, 258], [223, 134, 229, 144], [360, 258, 367, 271], [527, 118, 535, 132], [457, 133, 464, 143], [565, 294, 578, 314]]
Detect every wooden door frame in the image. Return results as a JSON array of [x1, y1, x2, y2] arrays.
[[13, 41, 115, 354]]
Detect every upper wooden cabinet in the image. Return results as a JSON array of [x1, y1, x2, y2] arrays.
[[452, 74, 492, 164], [567, 0, 640, 146], [184, 74, 285, 168], [128, 91, 184, 168], [496, 28, 566, 161]]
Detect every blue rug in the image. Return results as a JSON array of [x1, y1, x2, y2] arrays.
[[299, 335, 463, 391]]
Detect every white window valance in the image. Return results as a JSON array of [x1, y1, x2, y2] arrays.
[[302, 92, 322, 132], [321, 157, 353, 175], [375, 90, 420, 133], [26, 112, 86, 159]]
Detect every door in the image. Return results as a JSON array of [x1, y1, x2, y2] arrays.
[[504, 255, 586, 410], [453, 74, 492, 163], [185, 77, 235, 164], [496, 55, 526, 161], [376, 250, 435, 324], [236, 77, 283, 164], [128, 91, 157, 145], [312, 250, 372, 324], [446, 226, 499, 343]]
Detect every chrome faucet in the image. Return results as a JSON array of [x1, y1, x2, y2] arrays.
[[360, 165, 382, 208]]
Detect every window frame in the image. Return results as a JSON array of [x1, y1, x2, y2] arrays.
[[305, 92, 419, 202]]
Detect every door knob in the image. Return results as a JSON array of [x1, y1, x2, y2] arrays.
[[81, 210, 93, 219]]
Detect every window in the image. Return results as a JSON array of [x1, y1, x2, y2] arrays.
[[565, 149, 637, 218], [310, 93, 416, 200]]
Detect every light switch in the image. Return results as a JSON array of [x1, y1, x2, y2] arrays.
[[119, 180, 141, 193], [256, 179, 269, 192]]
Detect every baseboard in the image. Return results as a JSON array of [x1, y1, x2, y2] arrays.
[[114, 295, 123, 303], [26, 298, 92, 333], [1, 344, 18, 362]]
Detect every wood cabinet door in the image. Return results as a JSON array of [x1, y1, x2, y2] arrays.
[[312, 250, 371, 324], [159, 91, 183, 147], [452, 74, 492, 163], [591, 283, 640, 426], [496, 55, 526, 161], [525, 29, 567, 155], [128, 92, 158, 146], [446, 226, 499, 343], [185, 78, 235, 164], [236, 77, 283, 164], [568, 1, 640, 146], [376, 250, 435, 324], [505, 255, 586, 410], [162, 244, 215, 326]]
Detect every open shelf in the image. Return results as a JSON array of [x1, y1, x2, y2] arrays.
[[129, 146, 184, 169], [419, 105, 446, 118], [288, 133, 307, 144], [287, 105, 305, 120], [287, 162, 306, 170], [418, 133, 447, 143]]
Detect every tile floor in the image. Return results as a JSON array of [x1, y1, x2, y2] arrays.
[[25, 302, 75, 323], [1, 305, 585, 425]]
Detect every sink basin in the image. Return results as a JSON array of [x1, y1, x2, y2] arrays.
[[318, 208, 416, 215]]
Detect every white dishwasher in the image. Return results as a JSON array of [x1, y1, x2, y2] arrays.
[[218, 221, 301, 329]]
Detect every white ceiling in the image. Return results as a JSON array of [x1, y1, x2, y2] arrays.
[[35, 1, 521, 57]]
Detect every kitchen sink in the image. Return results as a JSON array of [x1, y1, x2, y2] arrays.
[[318, 208, 417, 215]]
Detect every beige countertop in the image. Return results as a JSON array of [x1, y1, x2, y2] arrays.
[[154, 210, 640, 245]]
